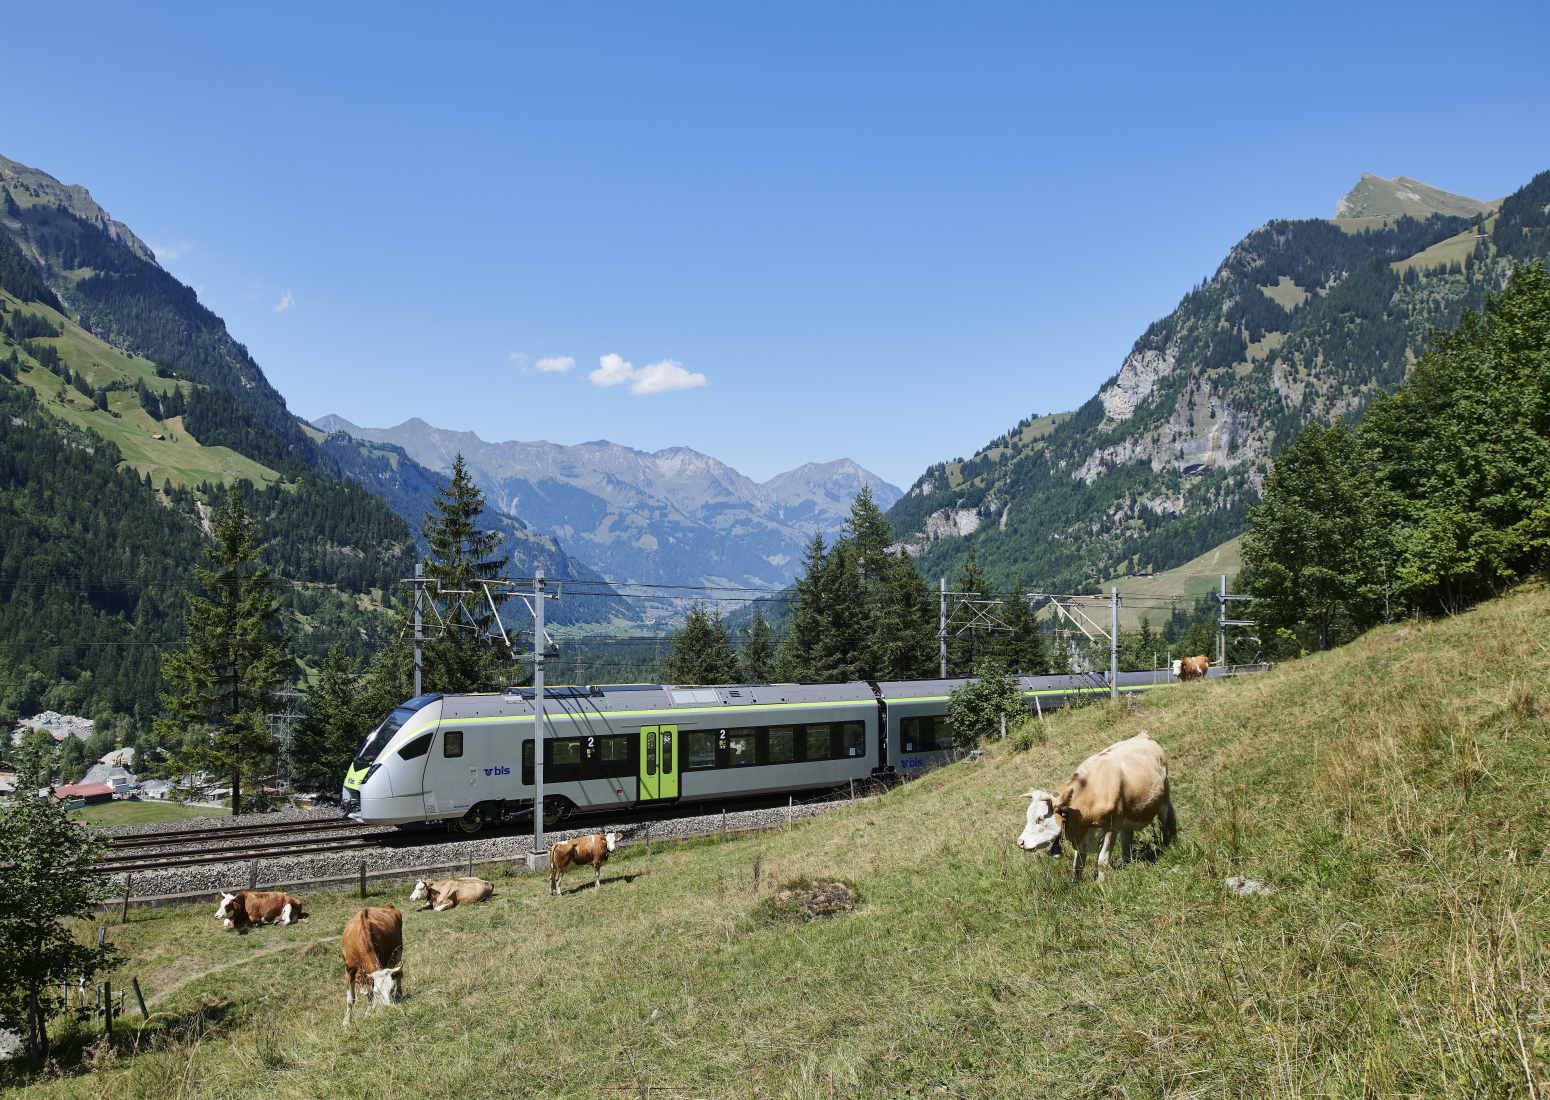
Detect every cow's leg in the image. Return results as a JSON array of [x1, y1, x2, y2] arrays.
[[1070, 847, 1087, 882], [343, 974, 355, 1026], [594, 862, 603, 889], [551, 868, 561, 896], [1119, 829, 1134, 866], [1160, 799, 1178, 847], [1096, 830, 1116, 880], [279, 902, 292, 926]]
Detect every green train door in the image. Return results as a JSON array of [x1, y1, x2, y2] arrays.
[[638, 725, 679, 802]]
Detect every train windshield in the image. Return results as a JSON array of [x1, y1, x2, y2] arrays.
[[353, 694, 441, 768]]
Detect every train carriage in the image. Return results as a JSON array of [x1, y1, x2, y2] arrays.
[[344, 667, 1232, 831]]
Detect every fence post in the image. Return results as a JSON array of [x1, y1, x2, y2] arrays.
[[248, 860, 258, 890], [102, 980, 113, 1037], [720, 808, 727, 840], [130, 977, 148, 1019], [358, 859, 366, 899], [120, 875, 132, 923], [849, 779, 855, 803], [786, 796, 793, 827]]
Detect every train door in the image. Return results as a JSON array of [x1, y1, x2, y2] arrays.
[[637, 725, 679, 802]]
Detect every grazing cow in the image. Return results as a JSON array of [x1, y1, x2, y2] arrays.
[[1017, 730, 1177, 881], [1172, 655, 1210, 681], [341, 904, 403, 1025], [409, 876, 493, 911], [213, 889, 306, 931], [548, 832, 620, 896]]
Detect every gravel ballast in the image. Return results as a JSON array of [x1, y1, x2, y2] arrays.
[[103, 798, 858, 902]]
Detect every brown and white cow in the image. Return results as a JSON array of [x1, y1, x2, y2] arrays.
[[548, 832, 620, 896], [1017, 730, 1177, 881], [1172, 655, 1210, 681], [409, 876, 494, 911], [341, 904, 403, 1025], [213, 889, 306, 931]]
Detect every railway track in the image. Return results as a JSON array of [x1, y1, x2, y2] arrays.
[[97, 835, 390, 875], [103, 816, 366, 851]]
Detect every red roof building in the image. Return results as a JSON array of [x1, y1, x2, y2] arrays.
[[53, 782, 115, 804]]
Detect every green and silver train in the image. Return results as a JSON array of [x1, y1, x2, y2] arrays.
[[341, 671, 1205, 831]]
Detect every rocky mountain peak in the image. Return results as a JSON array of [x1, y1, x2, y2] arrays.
[[0, 154, 159, 265]]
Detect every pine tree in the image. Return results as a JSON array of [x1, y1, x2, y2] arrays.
[[664, 603, 739, 685], [738, 608, 775, 683], [946, 543, 995, 676], [988, 575, 1053, 674], [289, 645, 378, 792], [422, 455, 509, 693], [156, 486, 293, 813], [0, 743, 119, 1065], [772, 533, 829, 682]]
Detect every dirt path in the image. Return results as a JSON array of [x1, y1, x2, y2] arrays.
[[147, 934, 341, 1008]]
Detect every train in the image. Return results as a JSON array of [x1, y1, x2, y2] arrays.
[[341, 668, 1225, 832]]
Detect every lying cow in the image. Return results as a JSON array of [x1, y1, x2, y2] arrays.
[[409, 876, 494, 911], [1018, 730, 1177, 881], [214, 889, 306, 931], [549, 832, 620, 896], [342, 904, 403, 1025], [1172, 655, 1210, 681]]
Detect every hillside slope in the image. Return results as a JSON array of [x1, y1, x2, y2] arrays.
[[891, 169, 1550, 592], [29, 586, 1549, 1096]]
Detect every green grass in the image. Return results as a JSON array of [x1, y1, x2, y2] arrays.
[[8, 585, 1550, 1096], [1051, 535, 1242, 633], [1, 291, 280, 489], [68, 801, 230, 826], [1258, 275, 1309, 311]]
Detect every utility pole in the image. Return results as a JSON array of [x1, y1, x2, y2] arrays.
[[531, 567, 547, 859], [938, 576, 948, 678], [1217, 575, 1226, 667], [413, 561, 423, 698], [1110, 587, 1119, 700]]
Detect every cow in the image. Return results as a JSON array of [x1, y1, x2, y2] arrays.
[[548, 832, 621, 896], [213, 889, 306, 931], [1017, 730, 1177, 881], [1172, 655, 1210, 681], [409, 876, 494, 911], [341, 904, 403, 1025]]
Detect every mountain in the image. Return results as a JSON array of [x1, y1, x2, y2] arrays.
[[889, 170, 1550, 592], [312, 415, 902, 590]]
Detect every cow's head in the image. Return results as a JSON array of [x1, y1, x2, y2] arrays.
[[408, 879, 430, 902], [367, 965, 403, 1005], [604, 832, 620, 852], [1017, 790, 1064, 851], [215, 892, 240, 928]]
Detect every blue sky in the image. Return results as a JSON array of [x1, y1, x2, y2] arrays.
[[4, 1, 1548, 487]]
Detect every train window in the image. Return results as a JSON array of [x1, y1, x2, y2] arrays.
[[726, 729, 758, 767], [443, 730, 463, 758], [397, 731, 433, 760], [767, 726, 795, 765], [598, 735, 635, 778], [645, 731, 656, 776], [803, 724, 832, 762], [840, 722, 865, 757], [902, 716, 951, 753], [684, 730, 717, 770]]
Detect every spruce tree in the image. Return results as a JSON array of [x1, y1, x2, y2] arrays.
[[773, 533, 829, 682], [289, 645, 378, 792], [946, 543, 995, 676], [422, 455, 509, 693], [156, 486, 292, 813], [664, 603, 739, 685], [739, 607, 775, 683], [0, 744, 118, 1066]]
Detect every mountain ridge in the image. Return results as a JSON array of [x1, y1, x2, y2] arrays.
[[314, 414, 901, 590]]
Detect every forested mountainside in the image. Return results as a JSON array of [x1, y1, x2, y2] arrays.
[[0, 153, 625, 719], [315, 414, 902, 591], [890, 170, 1550, 592]]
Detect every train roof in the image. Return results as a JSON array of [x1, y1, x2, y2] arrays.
[[436, 681, 878, 721]]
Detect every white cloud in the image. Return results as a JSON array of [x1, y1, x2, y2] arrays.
[[589, 352, 637, 387], [534, 355, 576, 373], [631, 359, 707, 395], [588, 353, 708, 394], [274, 290, 294, 313]]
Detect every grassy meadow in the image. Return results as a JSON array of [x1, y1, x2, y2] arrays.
[[8, 586, 1550, 1097], [68, 802, 230, 826]]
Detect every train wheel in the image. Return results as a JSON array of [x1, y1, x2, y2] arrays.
[[543, 797, 573, 829], [454, 806, 487, 835]]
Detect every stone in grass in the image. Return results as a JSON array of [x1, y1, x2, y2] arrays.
[[1225, 875, 1273, 897], [752, 878, 861, 925]]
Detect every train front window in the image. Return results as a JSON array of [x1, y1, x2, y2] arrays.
[[352, 694, 440, 769]]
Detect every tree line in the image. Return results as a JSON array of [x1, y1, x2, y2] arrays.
[[1243, 262, 1550, 653]]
